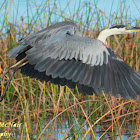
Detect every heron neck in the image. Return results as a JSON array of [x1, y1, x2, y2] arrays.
[[97, 29, 113, 45]]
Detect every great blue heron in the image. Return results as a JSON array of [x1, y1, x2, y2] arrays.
[[0, 21, 140, 101]]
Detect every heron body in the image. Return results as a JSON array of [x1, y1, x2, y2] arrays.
[[1, 21, 140, 101]]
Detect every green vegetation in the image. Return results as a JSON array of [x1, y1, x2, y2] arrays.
[[0, 0, 140, 139]]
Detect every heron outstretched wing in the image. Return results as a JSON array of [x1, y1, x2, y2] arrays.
[[8, 21, 140, 100]]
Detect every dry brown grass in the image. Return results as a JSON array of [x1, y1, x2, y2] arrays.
[[0, 0, 140, 139]]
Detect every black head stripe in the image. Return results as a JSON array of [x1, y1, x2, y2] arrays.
[[110, 25, 126, 29]]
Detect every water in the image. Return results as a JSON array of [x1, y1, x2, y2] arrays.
[[43, 117, 139, 139], [11, 116, 139, 139]]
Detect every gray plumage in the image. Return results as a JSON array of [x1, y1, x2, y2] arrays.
[[7, 21, 140, 100]]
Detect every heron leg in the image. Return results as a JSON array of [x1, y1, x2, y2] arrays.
[[0, 59, 29, 102], [0, 67, 18, 102], [0, 57, 28, 83], [10, 57, 27, 68], [0, 67, 10, 84]]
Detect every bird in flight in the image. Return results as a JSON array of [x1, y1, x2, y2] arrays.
[[0, 21, 140, 101]]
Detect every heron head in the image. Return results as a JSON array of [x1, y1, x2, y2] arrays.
[[110, 24, 140, 34], [97, 24, 140, 44]]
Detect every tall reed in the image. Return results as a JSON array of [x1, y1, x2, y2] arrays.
[[0, 0, 140, 139]]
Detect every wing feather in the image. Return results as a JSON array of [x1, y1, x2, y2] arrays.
[[25, 34, 110, 67], [18, 53, 140, 99], [8, 21, 140, 100]]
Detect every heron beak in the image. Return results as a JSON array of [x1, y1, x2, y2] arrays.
[[129, 27, 140, 32]]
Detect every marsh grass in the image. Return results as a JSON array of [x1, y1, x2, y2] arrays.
[[0, 0, 140, 139]]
